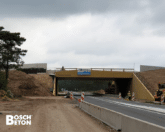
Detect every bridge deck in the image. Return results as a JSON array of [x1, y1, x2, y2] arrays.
[[55, 69, 134, 78]]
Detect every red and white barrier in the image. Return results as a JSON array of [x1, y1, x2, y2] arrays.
[[70, 92, 74, 99], [81, 92, 85, 101], [132, 92, 135, 101], [78, 92, 85, 103], [161, 94, 164, 105], [78, 98, 82, 103], [119, 92, 121, 99]]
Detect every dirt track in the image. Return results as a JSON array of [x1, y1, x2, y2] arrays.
[[0, 97, 115, 132]]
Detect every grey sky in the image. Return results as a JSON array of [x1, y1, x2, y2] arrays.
[[1, 0, 165, 71], [0, 0, 143, 17]]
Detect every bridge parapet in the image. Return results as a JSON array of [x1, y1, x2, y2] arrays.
[[55, 68, 134, 72]]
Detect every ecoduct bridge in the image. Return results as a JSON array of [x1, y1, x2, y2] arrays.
[[49, 68, 154, 101]]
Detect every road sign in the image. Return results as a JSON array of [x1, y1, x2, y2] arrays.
[[77, 69, 91, 75]]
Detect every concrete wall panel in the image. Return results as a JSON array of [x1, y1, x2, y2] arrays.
[[88, 103, 101, 119], [100, 108, 121, 130], [140, 65, 165, 72], [21, 63, 47, 70], [79, 101, 165, 132], [122, 114, 165, 132], [81, 102, 90, 112]]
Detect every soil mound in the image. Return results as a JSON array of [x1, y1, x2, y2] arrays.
[[6, 70, 53, 96], [29, 74, 53, 89], [135, 69, 165, 95]]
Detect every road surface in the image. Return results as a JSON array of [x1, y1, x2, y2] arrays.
[[74, 95, 165, 128]]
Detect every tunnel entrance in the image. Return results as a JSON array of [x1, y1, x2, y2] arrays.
[[115, 78, 132, 97], [55, 77, 132, 97], [56, 78, 112, 95]]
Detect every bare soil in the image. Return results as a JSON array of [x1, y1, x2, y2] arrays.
[[6, 70, 53, 96], [135, 69, 165, 95], [0, 97, 117, 132]]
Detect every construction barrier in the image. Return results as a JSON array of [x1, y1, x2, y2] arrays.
[[161, 94, 164, 105], [119, 92, 121, 99], [78, 98, 82, 103], [81, 92, 85, 101], [70, 92, 74, 99], [132, 92, 135, 101], [79, 101, 165, 132]]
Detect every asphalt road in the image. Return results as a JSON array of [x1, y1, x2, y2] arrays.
[[74, 95, 165, 128]]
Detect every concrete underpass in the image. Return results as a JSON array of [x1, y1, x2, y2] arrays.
[[55, 78, 132, 98], [49, 68, 155, 101]]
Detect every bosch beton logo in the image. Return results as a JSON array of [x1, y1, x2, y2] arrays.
[[6, 115, 32, 125]]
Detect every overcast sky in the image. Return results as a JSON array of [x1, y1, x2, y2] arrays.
[[1, 0, 165, 71]]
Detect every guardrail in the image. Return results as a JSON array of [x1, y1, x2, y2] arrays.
[[79, 101, 165, 132], [55, 68, 134, 72]]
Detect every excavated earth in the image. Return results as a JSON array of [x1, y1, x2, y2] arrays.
[[5, 70, 53, 97]]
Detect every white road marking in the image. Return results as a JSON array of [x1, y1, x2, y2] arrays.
[[90, 97, 165, 115]]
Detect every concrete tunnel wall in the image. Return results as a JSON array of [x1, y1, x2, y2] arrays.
[[54, 77, 133, 97]]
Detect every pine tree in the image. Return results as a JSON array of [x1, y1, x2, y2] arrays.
[[0, 26, 27, 80]]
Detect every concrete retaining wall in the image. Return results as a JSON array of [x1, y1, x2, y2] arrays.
[[140, 65, 165, 72], [20, 63, 47, 70], [79, 101, 165, 132], [132, 73, 154, 101]]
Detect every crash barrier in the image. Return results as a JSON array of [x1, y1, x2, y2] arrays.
[[70, 92, 74, 99], [81, 92, 85, 101], [119, 92, 121, 99], [161, 94, 164, 105], [79, 101, 165, 132], [132, 92, 135, 101]]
